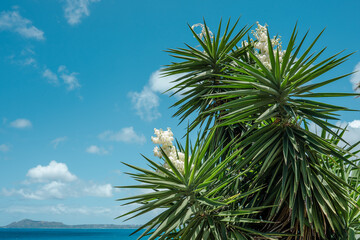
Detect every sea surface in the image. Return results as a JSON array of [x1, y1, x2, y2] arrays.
[[0, 229, 146, 239]]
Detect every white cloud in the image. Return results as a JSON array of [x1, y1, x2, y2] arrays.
[[308, 120, 360, 156], [59, 68, 79, 89], [129, 87, 161, 121], [38, 181, 67, 199], [42, 66, 80, 90], [350, 62, 360, 93], [63, 0, 100, 25], [22, 57, 36, 66], [337, 120, 360, 145], [0, 144, 9, 152], [51, 137, 67, 149], [99, 127, 146, 144], [20, 47, 35, 55], [308, 121, 360, 155], [129, 69, 186, 121], [0, 10, 44, 40], [349, 120, 360, 129], [10, 118, 32, 129], [3, 160, 114, 200], [149, 70, 175, 93], [86, 145, 109, 155], [83, 183, 112, 197], [12, 181, 67, 200], [149, 69, 185, 95], [3, 188, 43, 200], [7, 47, 38, 68], [3, 180, 113, 200], [27, 160, 77, 183], [3, 204, 111, 215], [58, 65, 81, 91], [43, 69, 59, 84], [8, 55, 37, 67]]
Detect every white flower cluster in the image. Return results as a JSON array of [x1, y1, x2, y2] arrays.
[[151, 128, 186, 173], [191, 23, 214, 40], [243, 22, 286, 69]]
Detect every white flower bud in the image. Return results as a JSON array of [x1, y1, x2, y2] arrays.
[[153, 146, 162, 158], [251, 21, 285, 70], [151, 127, 187, 173]]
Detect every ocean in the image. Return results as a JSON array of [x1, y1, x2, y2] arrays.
[[0, 229, 146, 239]]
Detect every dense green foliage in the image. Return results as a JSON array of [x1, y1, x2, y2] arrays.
[[117, 19, 360, 239]]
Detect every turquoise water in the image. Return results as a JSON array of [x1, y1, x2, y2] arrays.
[[0, 229, 145, 239]]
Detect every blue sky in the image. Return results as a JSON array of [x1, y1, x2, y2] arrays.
[[0, 0, 359, 226]]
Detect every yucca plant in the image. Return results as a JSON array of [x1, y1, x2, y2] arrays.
[[117, 130, 280, 239], [118, 19, 360, 239], [318, 126, 360, 239]]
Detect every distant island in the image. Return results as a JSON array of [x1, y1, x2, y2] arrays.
[[2, 219, 140, 229]]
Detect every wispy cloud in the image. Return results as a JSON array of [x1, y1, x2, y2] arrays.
[[7, 47, 38, 67], [63, 0, 100, 25], [83, 183, 112, 197], [8, 56, 37, 67], [22, 57, 36, 66], [43, 69, 59, 84], [0, 144, 10, 152], [58, 65, 81, 90], [350, 62, 360, 93], [51, 137, 67, 149], [85, 145, 109, 155], [3, 204, 111, 215], [99, 127, 146, 144], [10, 118, 32, 129], [10, 56, 37, 67], [41, 66, 81, 90], [128, 87, 161, 121], [6, 181, 68, 200], [0, 10, 44, 40], [3, 181, 112, 200], [6, 48, 80, 93]]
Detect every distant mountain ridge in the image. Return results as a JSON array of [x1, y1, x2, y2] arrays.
[[2, 219, 140, 229]]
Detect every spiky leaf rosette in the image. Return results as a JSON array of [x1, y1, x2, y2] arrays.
[[117, 131, 281, 240], [163, 19, 252, 133]]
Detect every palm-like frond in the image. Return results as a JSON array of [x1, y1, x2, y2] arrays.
[[163, 19, 252, 133], [319, 126, 360, 239], [116, 130, 279, 240], [206, 26, 357, 130]]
